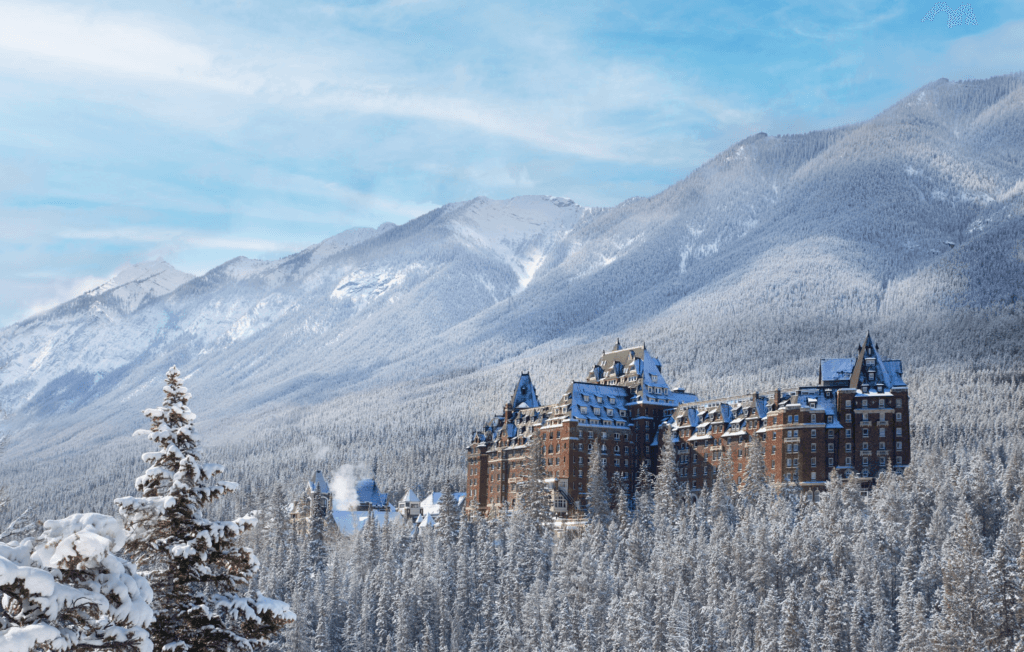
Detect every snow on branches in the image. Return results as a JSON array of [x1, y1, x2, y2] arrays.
[[115, 366, 294, 652], [1, 513, 153, 652]]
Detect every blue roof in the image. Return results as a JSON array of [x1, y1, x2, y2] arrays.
[[354, 479, 388, 507], [821, 358, 854, 383]]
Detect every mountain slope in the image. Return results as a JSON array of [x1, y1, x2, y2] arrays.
[[1, 73, 1023, 517]]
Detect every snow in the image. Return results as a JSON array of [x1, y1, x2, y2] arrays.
[[85, 259, 194, 312], [1, 623, 62, 652], [444, 195, 584, 290], [255, 592, 297, 621]]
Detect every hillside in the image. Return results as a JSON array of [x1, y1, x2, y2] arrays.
[[2, 73, 1023, 517]]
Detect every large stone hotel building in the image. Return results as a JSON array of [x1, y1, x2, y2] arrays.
[[466, 334, 909, 516]]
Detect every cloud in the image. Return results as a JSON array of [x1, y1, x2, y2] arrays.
[[22, 273, 110, 319]]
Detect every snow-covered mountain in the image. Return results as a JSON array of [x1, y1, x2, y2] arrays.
[[2, 73, 1024, 516]]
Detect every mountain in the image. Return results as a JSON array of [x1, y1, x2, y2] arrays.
[[2, 73, 1024, 517]]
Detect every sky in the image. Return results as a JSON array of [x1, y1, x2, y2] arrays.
[[1, 0, 1022, 327]]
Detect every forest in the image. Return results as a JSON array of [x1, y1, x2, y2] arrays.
[[247, 414, 1024, 652]]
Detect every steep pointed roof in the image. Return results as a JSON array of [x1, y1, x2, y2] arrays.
[[308, 471, 330, 495], [400, 490, 419, 503], [512, 372, 540, 409], [820, 333, 905, 391]]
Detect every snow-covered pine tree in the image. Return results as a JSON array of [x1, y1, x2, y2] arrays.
[[515, 433, 551, 524], [1, 513, 153, 652], [115, 366, 295, 651], [652, 435, 678, 526], [586, 438, 611, 522]]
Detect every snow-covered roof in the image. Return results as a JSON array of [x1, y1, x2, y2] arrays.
[[820, 358, 854, 384], [418, 492, 467, 516], [354, 479, 388, 507], [332, 507, 403, 535], [400, 490, 419, 504], [307, 471, 330, 495], [512, 373, 541, 409], [566, 382, 631, 425]]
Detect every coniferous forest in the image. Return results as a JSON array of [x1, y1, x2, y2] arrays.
[[4, 73, 1024, 651], [248, 425, 1024, 652]]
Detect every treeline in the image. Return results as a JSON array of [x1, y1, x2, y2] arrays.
[[251, 425, 1024, 652]]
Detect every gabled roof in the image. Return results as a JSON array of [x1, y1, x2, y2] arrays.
[[820, 334, 906, 392]]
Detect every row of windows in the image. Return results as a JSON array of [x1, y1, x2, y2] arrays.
[[771, 427, 905, 440]]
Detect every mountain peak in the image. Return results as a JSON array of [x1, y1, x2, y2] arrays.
[[84, 259, 194, 311]]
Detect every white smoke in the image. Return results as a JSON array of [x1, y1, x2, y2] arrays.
[[328, 463, 371, 511]]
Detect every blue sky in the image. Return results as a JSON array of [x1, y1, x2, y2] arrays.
[[1, 0, 1022, 326]]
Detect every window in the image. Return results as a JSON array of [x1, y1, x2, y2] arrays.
[[879, 398, 885, 407], [773, 432, 777, 440], [896, 441, 902, 451], [846, 443, 852, 452], [771, 461, 775, 469], [827, 415, 834, 424], [863, 429, 869, 438], [811, 472, 817, 480], [896, 428, 903, 437], [879, 442, 886, 450], [811, 457, 817, 467], [811, 414, 817, 423], [862, 413, 869, 422], [682, 468, 688, 477], [845, 414, 852, 423], [811, 429, 817, 438], [862, 457, 869, 466], [614, 433, 620, 440], [880, 428, 886, 437], [845, 400, 852, 408], [828, 430, 835, 439], [793, 443, 799, 452], [846, 429, 852, 438], [896, 456, 903, 465], [896, 398, 902, 408], [614, 445, 620, 453], [862, 442, 869, 451], [811, 443, 817, 452], [772, 445, 776, 454], [846, 456, 852, 465], [896, 413, 903, 422], [828, 457, 834, 466], [786, 459, 792, 468], [828, 443, 835, 452]]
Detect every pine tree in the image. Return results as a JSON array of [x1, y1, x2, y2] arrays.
[[515, 434, 550, 525], [1, 513, 153, 651], [115, 366, 295, 651], [652, 436, 679, 526], [586, 438, 611, 522]]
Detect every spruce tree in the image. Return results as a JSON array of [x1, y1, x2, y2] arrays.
[[1, 513, 153, 652], [116, 366, 294, 651], [586, 437, 611, 522]]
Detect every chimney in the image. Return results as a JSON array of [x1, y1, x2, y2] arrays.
[[774, 388, 781, 409]]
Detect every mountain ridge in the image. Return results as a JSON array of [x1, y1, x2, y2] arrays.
[[1, 73, 1023, 516]]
